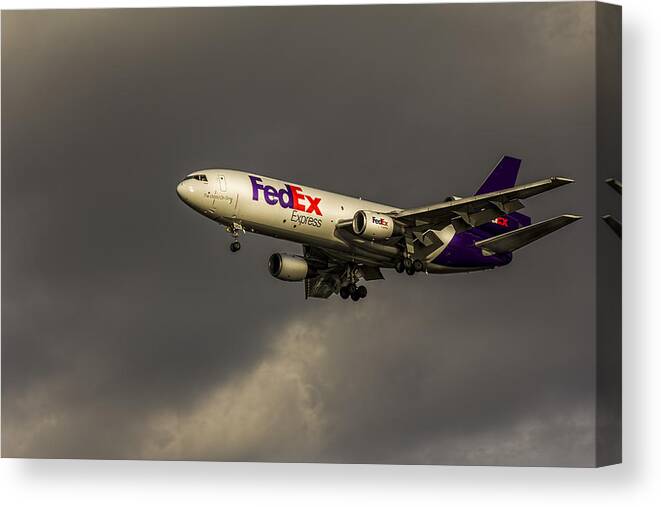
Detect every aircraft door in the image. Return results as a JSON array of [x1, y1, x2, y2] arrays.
[[212, 173, 238, 217], [207, 174, 225, 215]]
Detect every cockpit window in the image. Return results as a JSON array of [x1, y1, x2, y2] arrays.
[[183, 174, 208, 183]]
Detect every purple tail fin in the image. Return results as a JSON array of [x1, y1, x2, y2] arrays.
[[475, 156, 521, 195]]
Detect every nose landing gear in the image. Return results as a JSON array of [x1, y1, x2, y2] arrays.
[[226, 222, 244, 253]]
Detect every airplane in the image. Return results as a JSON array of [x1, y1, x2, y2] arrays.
[[176, 156, 581, 301]]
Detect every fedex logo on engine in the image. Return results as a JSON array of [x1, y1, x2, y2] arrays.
[[372, 217, 389, 227], [249, 176, 322, 216]]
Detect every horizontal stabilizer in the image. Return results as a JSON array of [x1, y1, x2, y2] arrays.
[[605, 178, 622, 195], [602, 214, 622, 238], [475, 214, 581, 255]]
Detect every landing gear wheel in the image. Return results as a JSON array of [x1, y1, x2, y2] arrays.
[[406, 264, 416, 276], [413, 259, 425, 272], [403, 258, 413, 270], [395, 260, 405, 273], [357, 285, 368, 299], [230, 241, 241, 252], [350, 291, 361, 301], [340, 286, 350, 299]]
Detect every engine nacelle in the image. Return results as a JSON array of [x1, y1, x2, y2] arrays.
[[268, 253, 309, 281], [352, 210, 403, 240]]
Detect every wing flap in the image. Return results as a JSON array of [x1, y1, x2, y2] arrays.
[[360, 266, 384, 281], [305, 275, 337, 299], [475, 214, 581, 255]]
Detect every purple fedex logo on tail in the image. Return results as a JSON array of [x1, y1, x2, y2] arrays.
[[250, 176, 322, 216]]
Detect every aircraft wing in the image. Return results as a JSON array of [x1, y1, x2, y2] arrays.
[[393, 177, 574, 231]]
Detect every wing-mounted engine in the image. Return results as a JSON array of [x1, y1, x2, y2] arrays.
[[268, 253, 310, 281], [352, 210, 404, 240]]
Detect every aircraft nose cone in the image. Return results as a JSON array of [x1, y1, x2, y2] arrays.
[[177, 181, 195, 203], [177, 179, 200, 210]]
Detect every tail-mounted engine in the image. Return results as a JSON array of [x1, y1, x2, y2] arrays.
[[352, 210, 404, 240], [268, 253, 310, 281]]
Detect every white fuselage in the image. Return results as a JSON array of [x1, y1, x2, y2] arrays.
[[176, 168, 456, 270], [177, 169, 400, 253]]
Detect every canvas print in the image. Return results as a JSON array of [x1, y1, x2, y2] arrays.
[[1, 2, 621, 466]]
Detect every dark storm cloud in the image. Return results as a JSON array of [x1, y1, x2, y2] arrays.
[[3, 3, 597, 465]]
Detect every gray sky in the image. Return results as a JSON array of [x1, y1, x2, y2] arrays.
[[2, 3, 599, 465]]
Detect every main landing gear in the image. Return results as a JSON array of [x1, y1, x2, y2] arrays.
[[395, 258, 425, 276], [340, 284, 368, 301]]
